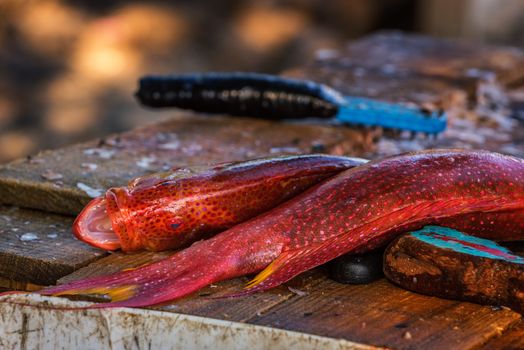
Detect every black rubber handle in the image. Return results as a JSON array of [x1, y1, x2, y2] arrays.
[[135, 72, 344, 119]]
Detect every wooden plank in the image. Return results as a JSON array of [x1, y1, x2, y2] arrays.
[[3, 33, 524, 217], [480, 320, 524, 350], [248, 277, 521, 350], [0, 206, 105, 287], [0, 294, 376, 350], [509, 86, 524, 121], [0, 277, 41, 292], [0, 115, 375, 216]]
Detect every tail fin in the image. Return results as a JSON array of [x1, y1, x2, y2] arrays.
[[37, 249, 223, 308]]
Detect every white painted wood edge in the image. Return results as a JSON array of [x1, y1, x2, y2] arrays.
[[0, 294, 378, 350]]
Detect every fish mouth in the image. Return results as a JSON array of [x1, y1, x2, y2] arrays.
[[73, 196, 122, 251]]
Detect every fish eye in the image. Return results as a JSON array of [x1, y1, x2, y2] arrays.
[[167, 219, 183, 232]]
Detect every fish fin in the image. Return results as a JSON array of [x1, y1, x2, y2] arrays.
[[244, 250, 302, 290], [223, 240, 344, 298], [216, 251, 303, 299], [37, 248, 223, 308], [121, 260, 156, 272], [53, 285, 138, 302]]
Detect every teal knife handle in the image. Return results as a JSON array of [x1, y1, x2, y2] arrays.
[[338, 97, 447, 134]]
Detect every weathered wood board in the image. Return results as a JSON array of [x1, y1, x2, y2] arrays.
[[2, 32, 524, 216], [249, 278, 520, 350], [0, 294, 376, 350], [0, 206, 104, 287], [510, 86, 524, 120], [480, 320, 524, 350]]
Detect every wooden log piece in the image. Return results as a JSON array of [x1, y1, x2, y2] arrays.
[[384, 225, 524, 313]]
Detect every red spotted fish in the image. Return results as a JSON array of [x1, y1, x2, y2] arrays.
[[37, 149, 524, 307], [74, 154, 366, 251]]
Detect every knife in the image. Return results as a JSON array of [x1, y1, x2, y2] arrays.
[[135, 72, 447, 134]]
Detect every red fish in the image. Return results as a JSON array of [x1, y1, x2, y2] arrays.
[[74, 154, 366, 251], [40, 149, 524, 308]]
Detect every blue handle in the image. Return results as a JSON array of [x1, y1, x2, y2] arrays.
[[336, 96, 447, 134]]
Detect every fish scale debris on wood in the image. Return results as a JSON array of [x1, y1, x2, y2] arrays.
[[74, 154, 366, 251], [28, 149, 524, 309]]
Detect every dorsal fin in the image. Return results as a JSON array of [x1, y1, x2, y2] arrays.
[[225, 236, 360, 298]]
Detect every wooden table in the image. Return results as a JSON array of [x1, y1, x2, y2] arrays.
[[1, 32, 524, 349]]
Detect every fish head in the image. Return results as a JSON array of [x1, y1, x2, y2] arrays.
[[73, 182, 200, 252]]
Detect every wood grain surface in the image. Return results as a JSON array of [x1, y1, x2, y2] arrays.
[[0, 206, 105, 286], [480, 320, 524, 350]]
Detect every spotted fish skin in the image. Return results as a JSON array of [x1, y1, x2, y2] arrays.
[[43, 149, 524, 307], [94, 154, 365, 251]]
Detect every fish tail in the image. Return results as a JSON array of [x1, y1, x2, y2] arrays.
[[37, 247, 229, 308], [0, 270, 207, 309]]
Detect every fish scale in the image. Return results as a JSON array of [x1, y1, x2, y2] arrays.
[[28, 149, 524, 308]]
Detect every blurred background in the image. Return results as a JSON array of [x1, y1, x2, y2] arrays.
[[1, 0, 524, 163]]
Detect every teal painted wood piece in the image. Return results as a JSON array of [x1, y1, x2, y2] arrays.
[[412, 225, 524, 263]]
